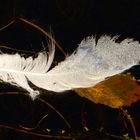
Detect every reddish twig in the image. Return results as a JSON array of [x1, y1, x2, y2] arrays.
[[0, 124, 71, 139], [119, 108, 129, 132], [17, 17, 67, 57], [0, 17, 67, 56], [120, 107, 138, 140]]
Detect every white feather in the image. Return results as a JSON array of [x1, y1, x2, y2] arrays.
[[0, 35, 140, 99]]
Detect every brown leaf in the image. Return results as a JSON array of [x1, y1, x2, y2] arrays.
[[75, 74, 140, 108]]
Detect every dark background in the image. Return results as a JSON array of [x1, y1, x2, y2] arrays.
[[1, 0, 140, 52], [0, 0, 140, 140]]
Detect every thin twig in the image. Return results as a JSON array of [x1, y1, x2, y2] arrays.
[[81, 102, 88, 129], [0, 91, 71, 129], [120, 107, 138, 140], [0, 20, 15, 31], [0, 91, 27, 95], [19, 114, 48, 131], [0, 124, 71, 139], [36, 97, 71, 129], [105, 132, 125, 139], [18, 17, 67, 57], [0, 45, 35, 54]]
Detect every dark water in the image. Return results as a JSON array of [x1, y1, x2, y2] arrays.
[[0, 0, 140, 139]]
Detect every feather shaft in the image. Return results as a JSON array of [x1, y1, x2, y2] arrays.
[[0, 35, 140, 99]]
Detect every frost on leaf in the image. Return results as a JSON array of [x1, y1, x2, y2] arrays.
[[75, 74, 140, 108]]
